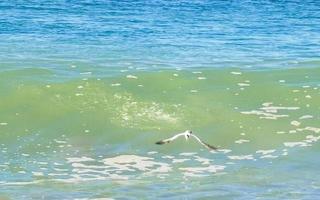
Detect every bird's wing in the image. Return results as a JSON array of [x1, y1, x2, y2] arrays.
[[190, 134, 217, 150], [155, 132, 185, 145]]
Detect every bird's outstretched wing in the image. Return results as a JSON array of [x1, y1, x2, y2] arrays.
[[190, 134, 217, 150], [155, 132, 185, 145]]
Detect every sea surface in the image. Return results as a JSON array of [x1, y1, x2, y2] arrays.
[[1, 0, 320, 199]]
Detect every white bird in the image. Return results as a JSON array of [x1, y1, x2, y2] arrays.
[[155, 130, 217, 150]]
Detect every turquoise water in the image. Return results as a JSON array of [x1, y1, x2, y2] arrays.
[[1, 1, 320, 199]]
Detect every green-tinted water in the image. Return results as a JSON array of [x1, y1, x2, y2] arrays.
[[1, 67, 320, 199]]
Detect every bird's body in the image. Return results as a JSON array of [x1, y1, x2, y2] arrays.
[[155, 130, 217, 151]]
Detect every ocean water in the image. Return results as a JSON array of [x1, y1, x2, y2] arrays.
[[1, 0, 320, 199]]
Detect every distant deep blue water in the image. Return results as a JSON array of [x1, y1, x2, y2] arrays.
[[1, 1, 320, 199], [0, 0, 319, 72]]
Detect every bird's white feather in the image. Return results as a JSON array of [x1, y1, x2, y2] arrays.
[[155, 130, 217, 151], [159, 132, 186, 143]]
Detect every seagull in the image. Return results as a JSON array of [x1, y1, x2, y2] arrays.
[[155, 130, 217, 150]]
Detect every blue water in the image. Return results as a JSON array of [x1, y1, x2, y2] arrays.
[[1, 1, 320, 199], [1, 0, 319, 72]]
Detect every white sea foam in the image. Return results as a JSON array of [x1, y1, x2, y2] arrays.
[[260, 155, 278, 159], [290, 120, 301, 126], [304, 126, 320, 133], [299, 115, 313, 120], [194, 156, 211, 165], [54, 139, 67, 144], [179, 152, 197, 156], [305, 95, 312, 99], [80, 72, 92, 75], [237, 83, 250, 87], [262, 102, 273, 107], [284, 142, 310, 147], [112, 94, 179, 128], [48, 173, 69, 176], [241, 110, 288, 120], [256, 149, 276, 155], [70, 162, 106, 169], [0, 180, 42, 186], [53, 168, 69, 172], [103, 155, 171, 173], [228, 155, 254, 160], [241, 103, 300, 120], [126, 75, 138, 79], [179, 165, 225, 177], [260, 106, 300, 112], [162, 155, 174, 159], [172, 158, 190, 163], [67, 157, 95, 163], [218, 149, 232, 154], [305, 135, 320, 143], [235, 139, 250, 144], [111, 83, 121, 86]]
